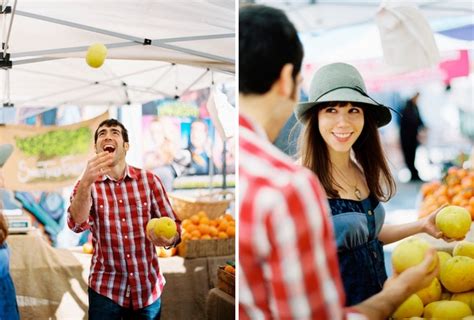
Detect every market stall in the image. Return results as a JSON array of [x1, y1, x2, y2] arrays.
[[7, 230, 233, 319]]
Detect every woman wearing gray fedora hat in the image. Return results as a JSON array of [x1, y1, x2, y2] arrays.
[[296, 62, 457, 306]]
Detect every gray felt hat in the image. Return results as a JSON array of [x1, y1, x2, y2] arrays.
[[295, 62, 392, 127], [0, 144, 13, 167]]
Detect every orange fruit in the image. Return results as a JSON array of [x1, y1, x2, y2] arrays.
[[209, 226, 218, 237], [218, 220, 229, 232], [209, 220, 218, 227], [224, 265, 235, 274], [191, 230, 202, 238], [182, 233, 191, 241], [218, 231, 228, 239], [185, 223, 197, 233], [197, 211, 208, 219], [190, 215, 200, 225], [224, 214, 234, 222], [182, 219, 191, 228], [198, 224, 210, 235], [201, 234, 212, 240], [199, 217, 210, 225], [226, 226, 235, 237]]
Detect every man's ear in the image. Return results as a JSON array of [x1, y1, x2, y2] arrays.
[[124, 142, 129, 152], [277, 63, 294, 98]]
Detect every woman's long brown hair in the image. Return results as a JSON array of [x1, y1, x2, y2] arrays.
[[0, 207, 8, 245], [298, 102, 396, 201]]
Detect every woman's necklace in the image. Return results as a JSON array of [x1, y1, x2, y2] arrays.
[[332, 164, 362, 200]]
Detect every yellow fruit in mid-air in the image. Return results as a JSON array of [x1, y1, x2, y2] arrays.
[[454, 241, 474, 259], [440, 256, 474, 293], [392, 238, 437, 273], [392, 294, 424, 318], [435, 205, 472, 239], [146, 217, 177, 239], [86, 43, 107, 68], [431, 301, 472, 318], [416, 277, 442, 305]]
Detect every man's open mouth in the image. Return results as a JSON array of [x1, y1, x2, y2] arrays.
[[103, 145, 116, 153]]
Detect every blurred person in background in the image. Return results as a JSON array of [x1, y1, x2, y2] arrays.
[[400, 92, 427, 182], [144, 117, 190, 191], [188, 119, 212, 175], [239, 5, 438, 319]]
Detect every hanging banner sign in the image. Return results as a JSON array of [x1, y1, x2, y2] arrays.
[[0, 112, 108, 191]]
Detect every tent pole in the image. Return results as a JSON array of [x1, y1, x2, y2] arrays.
[[222, 139, 227, 190], [151, 41, 233, 64]]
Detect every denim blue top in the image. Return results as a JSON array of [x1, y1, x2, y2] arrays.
[[328, 196, 387, 306], [0, 243, 10, 278]]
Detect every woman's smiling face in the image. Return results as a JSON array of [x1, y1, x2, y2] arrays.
[[318, 102, 364, 153]]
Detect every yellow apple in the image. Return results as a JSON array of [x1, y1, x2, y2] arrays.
[[453, 241, 474, 259], [436, 206, 472, 239], [416, 277, 441, 305], [86, 43, 107, 68], [392, 294, 424, 318], [82, 242, 93, 254], [440, 256, 474, 293], [147, 217, 177, 239], [431, 301, 472, 318], [392, 238, 437, 274]]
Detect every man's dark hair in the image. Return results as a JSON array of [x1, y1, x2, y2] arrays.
[[239, 5, 303, 95], [94, 119, 129, 143]]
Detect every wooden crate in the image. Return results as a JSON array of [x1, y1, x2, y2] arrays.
[[217, 266, 235, 297], [177, 238, 235, 258]]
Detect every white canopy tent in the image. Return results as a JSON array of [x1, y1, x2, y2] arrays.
[[253, 0, 473, 65], [0, 0, 235, 108]]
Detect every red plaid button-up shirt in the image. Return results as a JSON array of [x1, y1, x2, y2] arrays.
[[68, 165, 180, 309], [239, 113, 351, 319]]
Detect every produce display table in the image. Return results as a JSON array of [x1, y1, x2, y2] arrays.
[[206, 287, 235, 320], [7, 230, 232, 319]]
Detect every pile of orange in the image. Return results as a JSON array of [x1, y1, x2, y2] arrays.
[[419, 167, 474, 220], [224, 264, 235, 275], [181, 211, 235, 241]]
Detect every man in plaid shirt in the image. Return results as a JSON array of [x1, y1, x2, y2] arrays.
[[68, 119, 180, 319], [239, 5, 438, 319]]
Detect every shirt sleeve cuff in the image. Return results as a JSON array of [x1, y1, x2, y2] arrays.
[[67, 213, 90, 233]]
